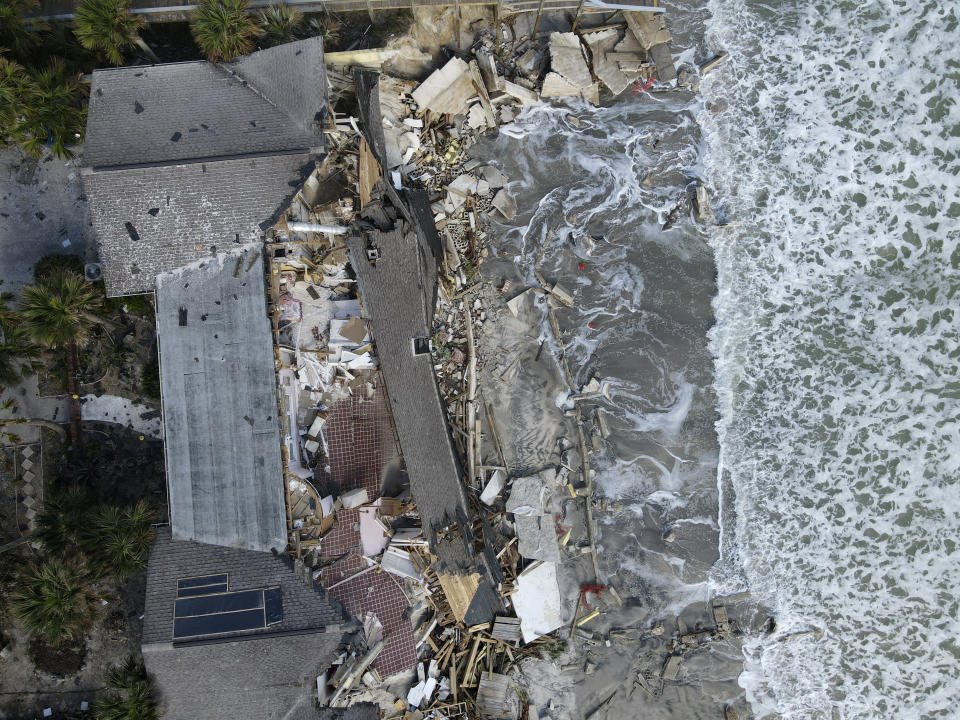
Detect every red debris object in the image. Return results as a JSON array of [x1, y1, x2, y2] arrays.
[[632, 77, 657, 94], [578, 262, 586, 270], [588, 322, 596, 328], [579, 583, 607, 609]]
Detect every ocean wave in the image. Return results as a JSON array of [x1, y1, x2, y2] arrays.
[[700, 0, 960, 715]]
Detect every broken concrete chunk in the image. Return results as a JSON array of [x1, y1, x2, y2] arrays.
[[624, 11, 672, 49], [540, 72, 584, 99], [474, 48, 502, 92], [412, 57, 474, 115], [549, 32, 593, 90], [502, 80, 539, 106], [491, 189, 516, 221], [466, 104, 488, 131], [693, 183, 715, 222], [506, 288, 534, 318], [506, 476, 546, 516], [480, 469, 505, 505], [481, 165, 508, 189], [586, 28, 639, 96], [649, 43, 678, 83], [516, 48, 543, 79], [341, 488, 369, 509]]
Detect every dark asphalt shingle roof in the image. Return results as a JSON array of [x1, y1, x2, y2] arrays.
[[87, 154, 311, 296], [82, 38, 328, 296], [143, 527, 344, 645], [142, 528, 347, 719], [85, 38, 326, 168], [347, 224, 498, 624], [347, 224, 466, 534]]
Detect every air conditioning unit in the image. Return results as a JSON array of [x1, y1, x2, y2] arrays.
[[84, 263, 102, 282]]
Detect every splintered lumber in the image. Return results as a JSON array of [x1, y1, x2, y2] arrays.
[[464, 635, 482, 686], [357, 139, 380, 208], [329, 638, 387, 706], [477, 672, 510, 716], [661, 655, 682, 681], [436, 571, 481, 624], [491, 616, 523, 643]]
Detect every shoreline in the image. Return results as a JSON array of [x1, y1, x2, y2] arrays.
[[301, 4, 751, 718]]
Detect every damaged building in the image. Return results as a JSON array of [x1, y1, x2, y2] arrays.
[[82, 37, 328, 297]]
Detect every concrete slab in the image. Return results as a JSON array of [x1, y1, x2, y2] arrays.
[[585, 29, 639, 95], [548, 32, 593, 90], [411, 57, 475, 116], [513, 561, 564, 643]]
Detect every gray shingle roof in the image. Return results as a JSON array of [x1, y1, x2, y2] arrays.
[[87, 154, 312, 296], [156, 246, 286, 552], [143, 528, 346, 720], [347, 224, 467, 534], [85, 38, 326, 169], [143, 527, 345, 644], [82, 38, 329, 296], [347, 223, 499, 624]]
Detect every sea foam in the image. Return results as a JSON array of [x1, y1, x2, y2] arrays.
[[700, 0, 960, 715]]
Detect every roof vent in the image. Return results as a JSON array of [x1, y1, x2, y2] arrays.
[[84, 263, 102, 282]]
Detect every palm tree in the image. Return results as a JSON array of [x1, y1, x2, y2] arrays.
[[257, 2, 303, 48], [0, 292, 43, 389], [81, 501, 157, 581], [0, 56, 38, 150], [307, 16, 341, 50], [0, 0, 45, 63], [74, 0, 160, 66], [92, 657, 159, 720], [10, 555, 103, 644], [32, 485, 94, 557], [20, 269, 105, 441], [10, 59, 88, 159], [190, 0, 259, 62], [20, 269, 104, 349]]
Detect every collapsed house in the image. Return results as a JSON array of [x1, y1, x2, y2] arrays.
[[82, 37, 328, 297]]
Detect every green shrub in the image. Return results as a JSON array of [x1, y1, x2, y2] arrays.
[[32, 253, 84, 282]]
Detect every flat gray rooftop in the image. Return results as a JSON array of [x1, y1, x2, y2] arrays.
[[156, 245, 286, 552]]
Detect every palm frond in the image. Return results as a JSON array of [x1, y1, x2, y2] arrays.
[[32, 485, 94, 556], [94, 656, 159, 720], [10, 555, 102, 644], [256, 2, 303, 48], [74, 0, 145, 66], [9, 59, 87, 159], [19, 269, 103, 349], [190, 0, 259, 62], [81, 500, 157, 581], [0, 0, 45, 62]]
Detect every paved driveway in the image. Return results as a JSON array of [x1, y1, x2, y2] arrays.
[[0, 145, 88, 292]]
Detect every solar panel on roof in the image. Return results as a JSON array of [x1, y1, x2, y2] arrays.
[[175, 589, 263, 618], [173, 608, 266, 639], [171, 581, 284, 640], [177, 574, 229, 596], [264, 587, 283, 625], [177, 582, 228, 597]]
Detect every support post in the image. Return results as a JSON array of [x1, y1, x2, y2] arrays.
[[572, 0, 585, 32], [530, 0, 546, 42]]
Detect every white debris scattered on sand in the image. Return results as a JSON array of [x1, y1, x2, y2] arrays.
[[81, 394, 162, 438]]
